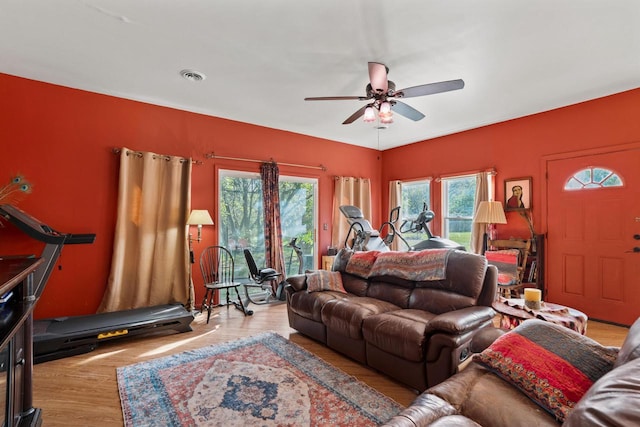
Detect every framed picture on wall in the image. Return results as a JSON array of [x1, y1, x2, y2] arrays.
[[504, 177, 532, 211]]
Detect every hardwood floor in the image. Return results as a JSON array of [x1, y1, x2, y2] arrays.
[[33, 303, 629, 427]]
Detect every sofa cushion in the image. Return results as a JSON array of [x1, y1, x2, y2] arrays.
[[305, 270, 346, 293], [367, 279, 413, 307], [409, 251, 488, 314], [340, 273, 369, 296], [321, 297, 400, 340], [563, 357, 640, 427], [473, 319, 618, 422], [363, 309, 436, 362], [288, 290, 350, 322]]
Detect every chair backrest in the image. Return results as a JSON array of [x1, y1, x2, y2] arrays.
[[486, 238, 531, 284], [243, 249, 259, 280], [200, 246, 235, 286]]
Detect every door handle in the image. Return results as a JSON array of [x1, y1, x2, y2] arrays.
[[634, 234, 640, 240], [627, 247, 640, 253]]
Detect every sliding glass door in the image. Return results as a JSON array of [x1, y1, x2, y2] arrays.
[[218, 169, 317, 280]]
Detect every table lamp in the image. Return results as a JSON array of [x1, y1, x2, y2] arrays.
[[473, 201, 507, 253]]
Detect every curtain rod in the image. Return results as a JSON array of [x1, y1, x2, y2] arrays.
[[112, 148, 202, 165], [434, 167, 496, 182], [205, 152, 326, 171]]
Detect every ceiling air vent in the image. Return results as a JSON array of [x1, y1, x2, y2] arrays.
[[180, 69, 206, 82]]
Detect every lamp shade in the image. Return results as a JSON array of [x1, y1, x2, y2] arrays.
[[187, 209, 214, 226], [363, 106, 376, 122], [472, 201, 507, 224]]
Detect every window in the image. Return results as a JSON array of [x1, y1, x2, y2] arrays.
[[279, 176, 318, 276], [564, 167, 622, 190], [218, 170, 317, 279], [441, 175, 476, 249], [398, 180, 431, 248]]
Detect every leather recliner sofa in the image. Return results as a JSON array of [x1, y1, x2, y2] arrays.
[[383, 317, 640, 426], [284, 248, 498, 391]]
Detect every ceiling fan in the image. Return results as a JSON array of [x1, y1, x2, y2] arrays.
[[304, 62, 464, 125]]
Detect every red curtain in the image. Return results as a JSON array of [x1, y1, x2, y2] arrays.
[[260, 162, 286, 288]]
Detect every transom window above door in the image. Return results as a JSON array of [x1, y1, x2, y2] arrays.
[[564, 167, 623, 190]]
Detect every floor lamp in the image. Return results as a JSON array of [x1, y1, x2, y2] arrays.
[[472, 201, 507, 254], [187, 210, 214, 305]]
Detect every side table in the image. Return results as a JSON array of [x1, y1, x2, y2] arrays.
[[492, 297, 588, 335], [322, 255, 335, 271]]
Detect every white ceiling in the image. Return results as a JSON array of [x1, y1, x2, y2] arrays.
[[1, 1, 639, 150]]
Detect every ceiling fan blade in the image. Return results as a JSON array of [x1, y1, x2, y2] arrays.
[[368, 62, 388, 93], [305, 96, 367, 101], [396, 79, 465, 98], [342, 105, 369, 124], [391, 101, 425, 121]]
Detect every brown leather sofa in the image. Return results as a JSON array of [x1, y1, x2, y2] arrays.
[[384, 317, 640, 427], [285, 248, 498, 391]]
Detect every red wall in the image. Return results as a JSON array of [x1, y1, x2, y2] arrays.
[[2, 72, 639, 320], [0, 74, 381, 318], [381, 88, 640, 240]]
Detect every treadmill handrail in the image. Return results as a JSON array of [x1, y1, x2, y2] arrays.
[[0, 204, 96, 244]]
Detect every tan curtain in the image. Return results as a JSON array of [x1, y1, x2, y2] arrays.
[[470, 172, 489, 254], [331, 176, 371, 249], [99, 148, 192, 313], [388, 180, 403, 251]]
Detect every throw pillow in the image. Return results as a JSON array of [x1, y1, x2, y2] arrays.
[[305, 270, 346, 293], [331, 248, 353, 273], [473, 319, 618, 422]]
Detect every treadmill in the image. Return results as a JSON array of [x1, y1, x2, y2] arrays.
[[0, 204, 194, 364]]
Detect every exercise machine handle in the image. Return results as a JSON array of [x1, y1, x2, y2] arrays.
[[65, 233, 97, 244]]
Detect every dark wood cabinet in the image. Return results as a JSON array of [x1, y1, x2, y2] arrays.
[[0, 256, 44, 427], [522, 234, 545, 297]]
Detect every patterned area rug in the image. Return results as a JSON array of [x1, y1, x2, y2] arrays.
[[117, 332, 403, 426]]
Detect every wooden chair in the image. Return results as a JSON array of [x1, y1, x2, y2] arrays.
[[485, 238, 532, 298], [199, 246, 253, 323]]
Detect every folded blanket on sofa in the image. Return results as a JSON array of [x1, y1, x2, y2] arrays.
[[345, 250, 380, 277], [346, 249, 450, 281]]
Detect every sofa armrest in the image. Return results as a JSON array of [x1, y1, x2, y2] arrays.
[[381, 393, 457, 427], [470, 326, 507, 353], [285, 274, 307, 292], [425, 306, 496, 335]]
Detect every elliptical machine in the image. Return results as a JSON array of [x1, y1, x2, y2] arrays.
[[287, 237, 304, 274], [339, 203, 464, 252], [399, 203, 465, 250], [340, 205, 409, 251]]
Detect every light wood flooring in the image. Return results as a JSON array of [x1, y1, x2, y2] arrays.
[[33, 302, 629, 427]]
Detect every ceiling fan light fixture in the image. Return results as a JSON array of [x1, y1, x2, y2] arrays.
[[379, 111, 393, 124], [363, 106, 376, 122], [304, 62, 463, 127]]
